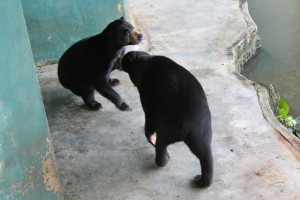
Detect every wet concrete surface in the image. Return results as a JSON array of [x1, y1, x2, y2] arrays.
[[38, 0, 300, 199]]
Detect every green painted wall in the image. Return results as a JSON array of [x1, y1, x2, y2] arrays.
[[0, 0, 63, 199], [21, 0, 127, 64]]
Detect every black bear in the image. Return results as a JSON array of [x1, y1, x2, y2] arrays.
[[57, 17, 142, 111], [120, 51, 213, 188]]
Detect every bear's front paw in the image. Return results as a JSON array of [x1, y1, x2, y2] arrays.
[[194, 175, 212, 188], [86, 101, 103, 111], [109, 78, 120, 87], [118, 102, 132, 111]]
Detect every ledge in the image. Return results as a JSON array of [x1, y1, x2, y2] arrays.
[[232, 1, 300, 154]]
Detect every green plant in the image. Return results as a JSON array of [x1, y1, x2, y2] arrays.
[[276, 97, 300, 138]]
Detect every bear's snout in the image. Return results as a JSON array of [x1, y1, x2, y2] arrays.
[[137, 33, 143, 41], [130, 30, 143, 45]]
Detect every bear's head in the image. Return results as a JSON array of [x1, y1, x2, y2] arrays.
[[120, 51, 150, 87], [120, 51, 150, 72], [105, 17, 143, 47]]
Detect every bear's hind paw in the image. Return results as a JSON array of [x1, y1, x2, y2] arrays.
[[194, 175, 212, 188]]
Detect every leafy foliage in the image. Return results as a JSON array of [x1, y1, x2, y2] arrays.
[[276, 97, 300, 139], [278, 98, 289, 113], [277, 108, 288, 119]]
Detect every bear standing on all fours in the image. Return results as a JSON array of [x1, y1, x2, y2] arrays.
[[57, 17, 142, 111], [120, 51, 213, 188]]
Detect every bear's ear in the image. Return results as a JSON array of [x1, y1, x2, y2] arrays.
[[120, 16, 124, 20]]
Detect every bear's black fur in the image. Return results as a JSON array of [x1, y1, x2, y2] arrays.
[[121, 51, 213, 187], [57, 17, 142, 111]]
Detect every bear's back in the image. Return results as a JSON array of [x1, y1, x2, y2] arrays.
[[141, 56, 210, 125], [59, 34, 103, 66]]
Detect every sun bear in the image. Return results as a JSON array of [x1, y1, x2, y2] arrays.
[[120, 51, 213, 187], [57, 17, 142, 111]]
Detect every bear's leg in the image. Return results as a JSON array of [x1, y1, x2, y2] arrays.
[[184, 134, 213, 188], [155, 141, 170, 167], [95, 81, 131, 111], [71, 88, 102, 110], [145, 115, 156, 146], [108, 78, 120, 87]]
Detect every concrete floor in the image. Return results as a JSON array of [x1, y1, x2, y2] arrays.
[[38, 0, 300, 199]]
